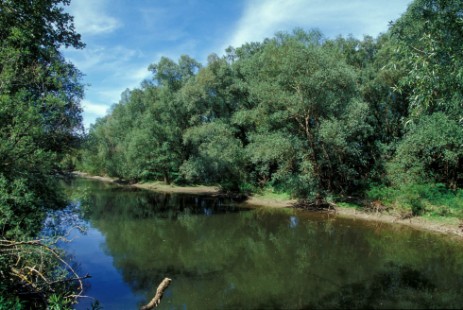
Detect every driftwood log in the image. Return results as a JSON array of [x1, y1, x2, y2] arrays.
[[140, 277, 172, 310]]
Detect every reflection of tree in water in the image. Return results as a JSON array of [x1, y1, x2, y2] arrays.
[[73, 179, 463, 309], [310, 262, 463, 309], [82, 184, 244, 221], [86, 192, 379, 308]]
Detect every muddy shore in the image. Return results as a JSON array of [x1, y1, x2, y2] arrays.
[[73, 172, 463, 238]]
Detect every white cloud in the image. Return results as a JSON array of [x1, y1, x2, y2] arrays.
[[65, 45, 150, 124], [68, 0, 121, 36], [82, 100, 109, 116], [96, 68, 147, 104], [128, 66, 151, 83], [222, 0, 412, 51], [67, 46, 143, 73]]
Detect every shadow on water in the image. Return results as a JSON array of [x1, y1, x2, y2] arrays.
[[60, 178, 463, 309], [308, 262, 443, 309], [70, 180, 248, 221]]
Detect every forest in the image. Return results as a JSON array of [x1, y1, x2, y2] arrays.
[[0, 0, 462, 308], [79, 0, 463, 216]]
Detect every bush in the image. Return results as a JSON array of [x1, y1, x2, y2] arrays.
[[387, 113, 463, 188], [367, 183, 463, 217]]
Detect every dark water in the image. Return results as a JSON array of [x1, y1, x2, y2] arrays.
[[58, 178, 463, 309]]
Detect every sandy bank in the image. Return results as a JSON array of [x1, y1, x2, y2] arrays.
[[73, 172, 463, 238], [335, 207, 463, 239], [72, 171, 220, 195]]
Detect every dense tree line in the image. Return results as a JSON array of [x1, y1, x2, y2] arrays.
[[0, 0, 85, 307], [80, 0, 462, 208]]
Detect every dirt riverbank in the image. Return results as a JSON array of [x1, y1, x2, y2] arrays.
[[73, 172, 463, 238]]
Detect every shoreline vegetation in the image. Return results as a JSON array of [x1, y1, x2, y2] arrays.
[[73, 172, 463, 239]]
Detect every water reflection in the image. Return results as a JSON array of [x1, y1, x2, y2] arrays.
[[62, 178, 463, 309]]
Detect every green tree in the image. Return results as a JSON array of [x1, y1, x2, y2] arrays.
[[81, 56, 202, 183], [181, 121, 246, 191], [388, 113, 463, 188], [0, 0, 84, 238], [0, 0, 86, 306], [234, 30, 375, 199], [390, 0, 463, 120]]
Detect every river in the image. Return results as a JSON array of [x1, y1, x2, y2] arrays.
[[56, 178, 463, 309]]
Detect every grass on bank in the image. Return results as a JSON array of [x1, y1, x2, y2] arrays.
[[327, 183, 463, 228], [252, 187, 292, 202], [366, 183, 463, 219], [135, 179, 463, 220], [78, 172, 463, 222]]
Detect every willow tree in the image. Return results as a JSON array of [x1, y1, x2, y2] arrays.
[[385, 0, 463, 188], [391, 0, 463, 120], [234, 30, 375, 199]]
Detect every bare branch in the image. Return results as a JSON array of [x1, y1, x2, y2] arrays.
[[141, 278, 172, 310]]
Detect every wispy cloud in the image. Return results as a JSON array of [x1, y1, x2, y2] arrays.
[[94, 65, 151, 104], [65, 43, 150, 129], [68, 0, 121, 36], [81, 99, 109, 129], [82, 99, 108, 116], [66, 46, 143, 73], [127, 66, 151, 83], [222, 0, 411, 51]]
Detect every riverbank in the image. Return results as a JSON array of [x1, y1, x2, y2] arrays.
[[72, 171, 297, 206], [72, 172, 463, 238], [73, 171, 220, 195]]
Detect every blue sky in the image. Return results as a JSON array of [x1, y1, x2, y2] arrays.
[[62, 0, 413, 129]]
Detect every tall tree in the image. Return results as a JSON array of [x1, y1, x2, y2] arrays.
[[0, 0, 84, 237], [234, 30, 375, 198], [383, 0, 463, 188], [0, 0, 86, 306], [390, 0, 463, 120]]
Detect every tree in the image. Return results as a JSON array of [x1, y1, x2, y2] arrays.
[[0, 0, 84, 238], [181, 121, 246, 191], [390, 0, 463, 120], [388, 113, 463, 188], [141, 56, 201, 183], [81, 56, 202, 184], [0, 0, 86, 306], [234, 30, 375, 198]]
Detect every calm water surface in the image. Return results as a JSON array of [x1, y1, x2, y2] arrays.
[[58, 178, 463, 309]]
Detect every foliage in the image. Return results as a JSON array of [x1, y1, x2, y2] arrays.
[[387, 113, 463, 188], [234, 30, 375, 198], [390, 0, 463, 120], [368, 183, 463, 217], [181, 121, 246, 191], [0, 0, 84, 238], [0, 237, 87, 309], [0, 0, 86, 307]]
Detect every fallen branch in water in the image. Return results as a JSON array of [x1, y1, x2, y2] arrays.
[[141, 277, 172, 310]]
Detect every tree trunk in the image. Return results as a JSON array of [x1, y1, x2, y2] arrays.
[[163, 172, 171, 185]]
